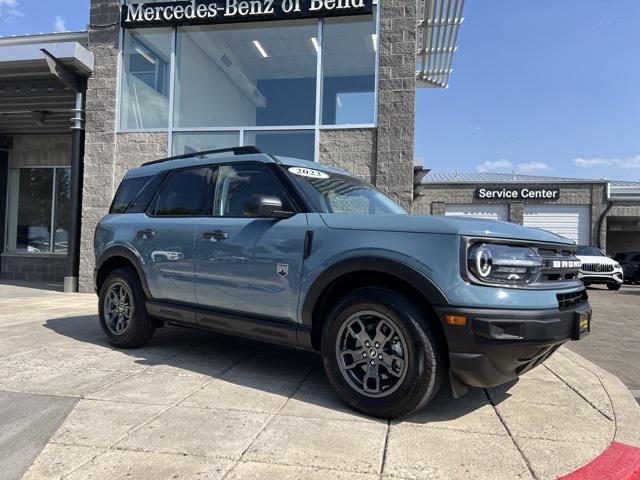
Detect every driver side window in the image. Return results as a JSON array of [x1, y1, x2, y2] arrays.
[[213, 164, 293, 217]]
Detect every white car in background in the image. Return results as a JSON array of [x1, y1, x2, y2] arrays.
[[576, 245, 624, 290]]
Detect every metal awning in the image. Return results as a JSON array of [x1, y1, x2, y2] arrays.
[[0, 32, 93, 135], [416, 0, 465, 88]]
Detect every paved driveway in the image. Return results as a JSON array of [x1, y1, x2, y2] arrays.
[[0, 281, 636, 480], [567, 285, 640, 402]]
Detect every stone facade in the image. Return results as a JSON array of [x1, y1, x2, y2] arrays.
[[1, 254, 67, 282], [318, 129, 377, 182], [374, 0, 416, 209], [413, 182, 610, 248]]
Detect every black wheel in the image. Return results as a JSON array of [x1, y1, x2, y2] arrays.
[[607, 283, 621, 291], [321, 286, 445, 419], [98, 268, 155, 348]]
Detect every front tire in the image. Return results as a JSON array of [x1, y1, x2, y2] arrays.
[[607, 283, 621, 291], [321, 287, 445, 419], [98, 268, 155, 348]]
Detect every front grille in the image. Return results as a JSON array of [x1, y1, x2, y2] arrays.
[[581, 263, 614, 273], [557, 289, 588, 310], [536, 247, 581, 283]]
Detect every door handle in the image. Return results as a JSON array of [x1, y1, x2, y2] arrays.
[[202, 230, 228, 241], [137, 229, 155, 239]]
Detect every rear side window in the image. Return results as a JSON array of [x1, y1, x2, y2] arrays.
[[632, 255, 640, 262], [150, 167, 211, 216], [110, 176, 152, 213]]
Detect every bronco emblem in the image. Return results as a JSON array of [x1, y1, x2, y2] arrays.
[[277, 263, 289, 277]]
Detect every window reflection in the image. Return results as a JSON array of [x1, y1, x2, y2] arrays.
[[174, 20, 318, 128], [120, 28, 172, 130], [244, 130, 315, 161], [321, 13, 376, 125], [6, 168, 71, 254]]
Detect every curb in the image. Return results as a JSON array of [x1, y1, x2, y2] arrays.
[[558, 348, 640, 448]]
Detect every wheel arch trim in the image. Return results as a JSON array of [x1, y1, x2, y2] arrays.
[[300, 256, 450, 328], [95, 245, 152, 298]]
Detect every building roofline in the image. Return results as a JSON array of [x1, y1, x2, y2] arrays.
[[0, 31, 88, 47]]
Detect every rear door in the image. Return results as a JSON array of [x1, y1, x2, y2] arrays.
[[194, 163, 307, 324], [132, 166, 213, 308]]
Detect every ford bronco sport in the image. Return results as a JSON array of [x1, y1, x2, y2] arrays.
[[94, 147, 591, 419]]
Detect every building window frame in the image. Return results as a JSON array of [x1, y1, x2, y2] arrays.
[[115, 2, 380, 161], [4, 166, 71, 256]]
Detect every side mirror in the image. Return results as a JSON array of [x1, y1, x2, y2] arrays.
[[244, 194, 295, 219]]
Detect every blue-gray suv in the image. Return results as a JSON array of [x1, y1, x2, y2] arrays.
[[94, 147, 591, 419]]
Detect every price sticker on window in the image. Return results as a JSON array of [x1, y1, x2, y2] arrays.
[[288, 167, 330, 179]]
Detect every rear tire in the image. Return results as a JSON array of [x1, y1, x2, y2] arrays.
[[98, 268, 155, 348], [607, 283, 621, 291], [321, 286, 445, 419]]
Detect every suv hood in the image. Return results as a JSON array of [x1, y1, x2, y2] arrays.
[[319, 213, 575, 245], [576, 255, 618, 265]]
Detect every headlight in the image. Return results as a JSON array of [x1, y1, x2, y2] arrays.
[[614, 262, 622, 269], [467, 243, 542, 286]]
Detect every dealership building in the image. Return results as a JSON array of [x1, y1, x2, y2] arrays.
[[0, 0, 639, 291]]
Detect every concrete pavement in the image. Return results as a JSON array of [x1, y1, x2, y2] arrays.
[[567, 284, 640, 403], [0, 282, 638, 480]]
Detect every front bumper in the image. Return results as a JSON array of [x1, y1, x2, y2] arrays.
[[579, 272, 623, 285], [436, 302, 591, 388]]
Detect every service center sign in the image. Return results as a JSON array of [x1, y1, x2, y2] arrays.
[[122, 0, 373, 27], [475, 187, 560, 201]]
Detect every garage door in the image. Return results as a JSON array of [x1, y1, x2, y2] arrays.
[[523, 205, 590, 244], [445, 204, 509, 222]]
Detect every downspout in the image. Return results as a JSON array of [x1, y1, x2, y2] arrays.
[[596, 200, 613, 251], [64, 89, 86, 293]]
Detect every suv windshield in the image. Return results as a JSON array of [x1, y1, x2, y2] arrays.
[[287, 167, 406, 215], [576, 245, 605, 256]]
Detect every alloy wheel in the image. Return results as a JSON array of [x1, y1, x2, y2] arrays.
[[104, 282, 133, 336], [335, 310, 409, 398]]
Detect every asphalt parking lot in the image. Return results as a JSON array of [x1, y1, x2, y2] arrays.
[[567, 284, 640, 403], [0, 281, 638, 480]]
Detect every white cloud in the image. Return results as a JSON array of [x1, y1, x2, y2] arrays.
[[574, 155, 640, 169], [475, 159, 512, 173], [516, 161, 552, 174], [0, 0, 24, 22], [53, 15, 67, 33]]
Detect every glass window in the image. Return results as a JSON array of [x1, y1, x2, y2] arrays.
[[111, 176, 153, 214], [321, 14, 376, 125], [213, 164, 293, 217], [632, 255, 640, 262], [6, 167, 72, 253], [244, 130, 315, 161], [120, 28, 172, 130], [288, 169, 405, 214], [174, 20, 318, 128], [151, 168, 211, 216], [172, 132, 240, 156]]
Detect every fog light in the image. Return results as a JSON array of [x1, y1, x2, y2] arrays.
[[446, 315, 467, 326]]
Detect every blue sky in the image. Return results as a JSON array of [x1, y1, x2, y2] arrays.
[[416, 0, 640, 180], [1, 0, 638, 181]]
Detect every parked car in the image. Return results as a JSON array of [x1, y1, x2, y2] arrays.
[[614, 252, 640, 284], [94, 147, 591, 419], [575, 245, 624, 290]]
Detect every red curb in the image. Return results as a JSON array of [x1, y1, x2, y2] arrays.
[[558, 442, 640, 480]]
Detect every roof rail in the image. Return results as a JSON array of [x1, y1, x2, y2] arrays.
[[141, 146, 262, 167]]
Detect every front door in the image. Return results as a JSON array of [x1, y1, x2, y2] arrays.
[[195, 163, 307, 323]]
